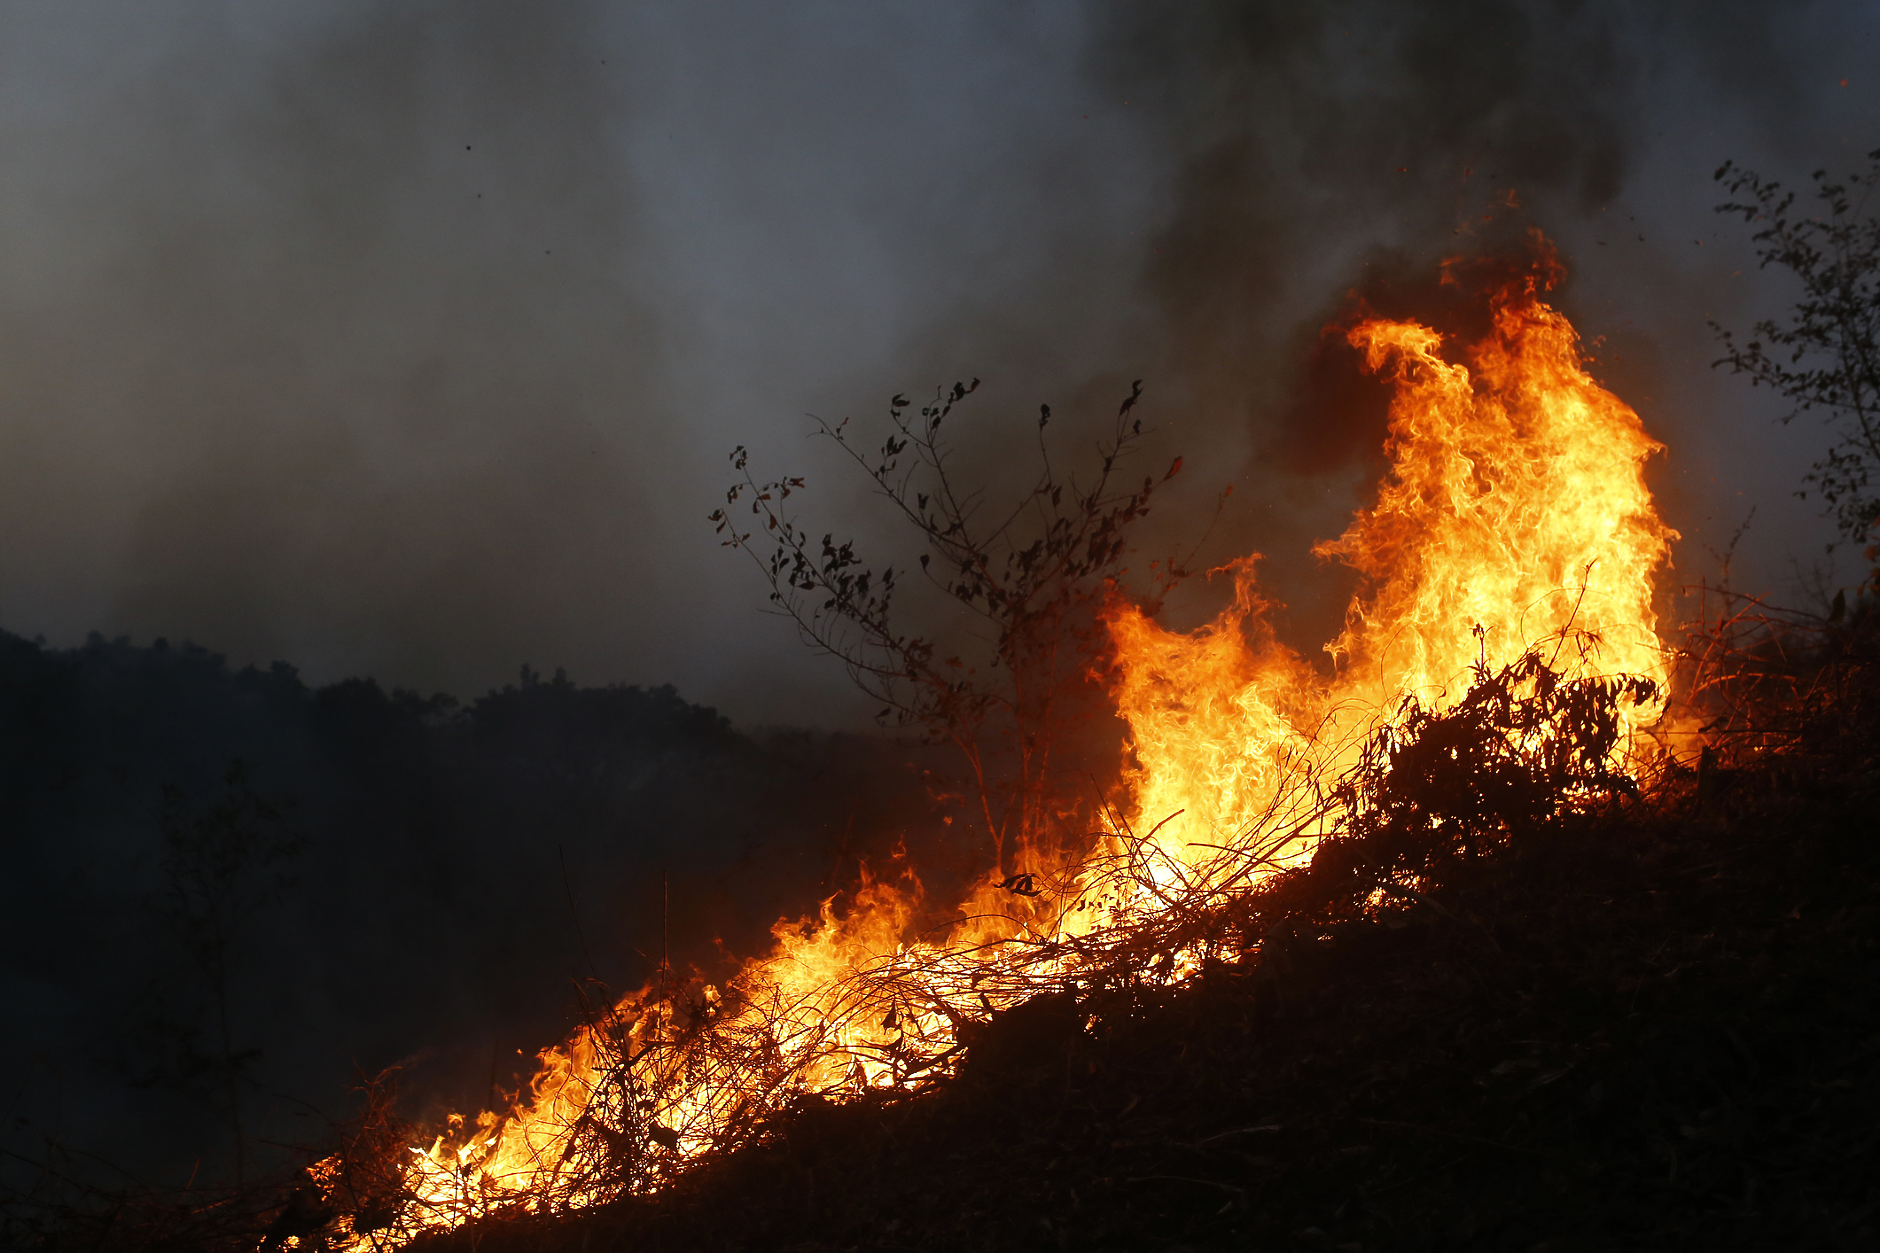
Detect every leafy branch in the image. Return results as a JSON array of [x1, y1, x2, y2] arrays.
[[710, 380, 1212, 875], [1712, 149, 1880, 577]]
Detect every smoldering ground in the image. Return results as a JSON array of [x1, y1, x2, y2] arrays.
[[0, 0, 1873, 1198]]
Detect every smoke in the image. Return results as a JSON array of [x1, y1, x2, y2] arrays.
[[0, 2, 1180, 725], [0, 1, 672, 692], [1095, 0, 1880, 645], [0, 1, 1870, 723], [0, 0, 1873, 1195]]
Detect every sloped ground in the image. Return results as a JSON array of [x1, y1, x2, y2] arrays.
[[15, 643, 1876, 1252], [419, 730, 1880, 1252]]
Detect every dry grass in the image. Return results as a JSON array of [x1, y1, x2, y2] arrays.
[[12, 612, 1879, 1251]]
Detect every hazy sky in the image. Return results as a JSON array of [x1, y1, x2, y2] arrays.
[[0, 0, 1872, 726]]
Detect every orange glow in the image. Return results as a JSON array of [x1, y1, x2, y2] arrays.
[[316, 251, 1675, 1247], [1107, 258, 1674, 883]]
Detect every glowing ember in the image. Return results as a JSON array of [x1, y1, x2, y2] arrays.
[[312, 250, 1675, 1248]]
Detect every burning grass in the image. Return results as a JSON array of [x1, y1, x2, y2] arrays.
[[407, 608, 1880, 1252], [311, 238, 1680, 1248], [18, 246, 1872, 1250], [286, 641, 1665, 1251], [410, 608, 1880, 1252], [8, 608, 1878, 1251]]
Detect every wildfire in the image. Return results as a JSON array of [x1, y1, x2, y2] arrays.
[[309, 251, 1674, 1248], [1108, 257, 1673, 885]]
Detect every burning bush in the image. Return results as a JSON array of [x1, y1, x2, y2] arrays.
[[222, 239, 1698, 1252], [24, 240, 1787, 1251], [7, 108, 1880, 1243]]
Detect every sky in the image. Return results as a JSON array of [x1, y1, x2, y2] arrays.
[[0, 0, 1873, 728]]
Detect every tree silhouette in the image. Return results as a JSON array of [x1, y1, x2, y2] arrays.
[[713, 381, 1213, 879], [153, 760, 302, 1186]]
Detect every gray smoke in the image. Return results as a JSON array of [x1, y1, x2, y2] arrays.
[[0, 1, 1870, 723], [1095, 0, 1880, 643]]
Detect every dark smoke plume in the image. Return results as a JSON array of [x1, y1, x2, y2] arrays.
[[1082, 0, 1874, 646], [0, 1, 1870, 717]]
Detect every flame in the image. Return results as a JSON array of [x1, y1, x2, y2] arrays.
[[1108, 266, 1675, 879], [317, 254, 1675, 1246]]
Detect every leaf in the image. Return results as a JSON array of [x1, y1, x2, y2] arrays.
[[1164, 456, 1184, 481], [1118, 379, 1143, 417]]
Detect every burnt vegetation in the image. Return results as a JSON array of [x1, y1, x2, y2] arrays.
[[16, 605, 1880, 1250], [367, 233, 1880, 1247], [380, 603, 1880, 1253], [12, 168, 1880, 1250], [34, 479, 1878, 1252]]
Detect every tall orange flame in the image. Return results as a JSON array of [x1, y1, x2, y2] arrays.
[[311, 254, 1675, 1249], [1107, 262, 1675, 880]]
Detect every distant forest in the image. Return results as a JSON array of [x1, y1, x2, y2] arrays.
[[0, 631, 950, 1191]]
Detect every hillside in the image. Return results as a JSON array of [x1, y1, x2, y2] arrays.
[[0, 630, 948, 1199], [10, 627, 1877, 1251], [405, 642, 1880, 1252]]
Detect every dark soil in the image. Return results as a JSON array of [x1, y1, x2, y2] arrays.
[[415, 743, 1880, 1251]]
